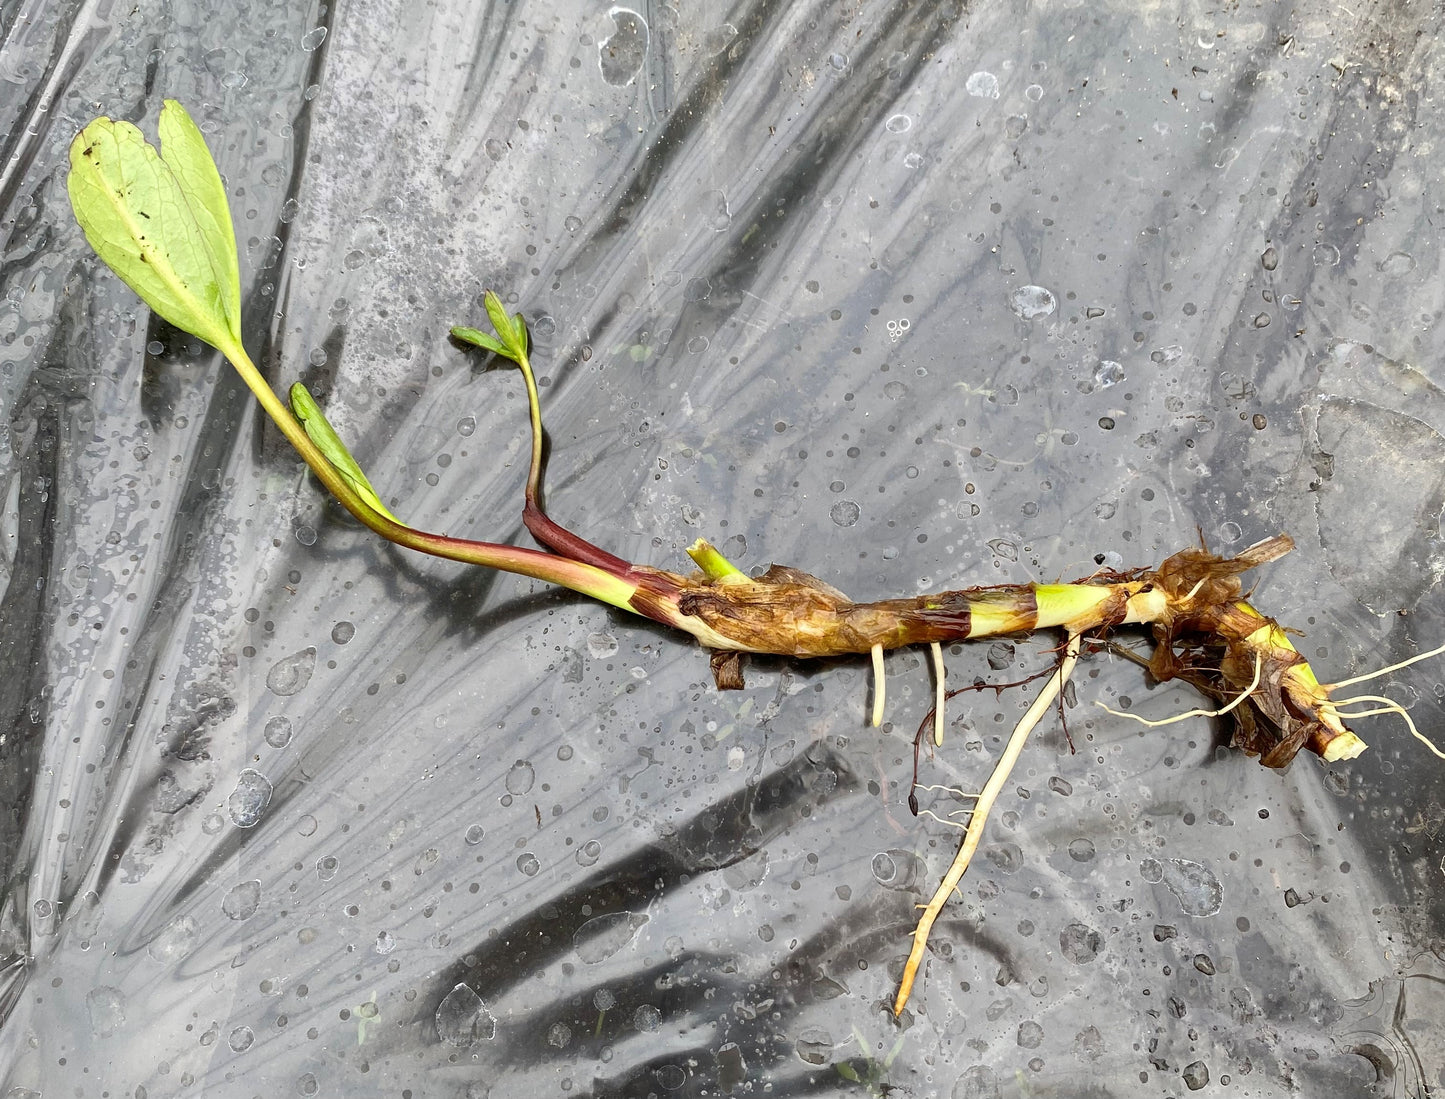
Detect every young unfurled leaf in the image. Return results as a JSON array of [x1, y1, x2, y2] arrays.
[[289, 384, 406, 526], [67, 100, 243, 360], [450, 324, 511, 359], [482, 289, 529, 360]]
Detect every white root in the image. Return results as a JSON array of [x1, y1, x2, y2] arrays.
[[892, 633, 1081, 1016], [930, 641, 946, 746], [913, 784, 982, 831], [1092, 652, 1263, 729], [1324, 638, 1445, 691], [1324, 694, 1445, 760], [871, 643, 886, 727]]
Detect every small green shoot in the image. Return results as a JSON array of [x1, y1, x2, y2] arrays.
[[687, 538, 748, 582], [289, 383, 405, 525], [452, 290, 529, 364], [66, 101, 647, 615]]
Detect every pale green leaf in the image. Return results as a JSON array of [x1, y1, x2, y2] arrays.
[[482, 290, 513, 348], [67, 103, 242, 358], [450, 325, 510, 358], [289, 383, 406, 526], [157, 100, 242, 341], [480, 289, 528, 361]]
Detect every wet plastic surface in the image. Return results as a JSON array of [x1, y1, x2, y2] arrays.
[[2, 1, 1444, 1096]]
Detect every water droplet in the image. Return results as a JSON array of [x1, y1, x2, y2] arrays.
[[374, 931, 396, 954], [564, 215, 583, 233], [1093, 360, 1125, 387], [343, 249, 366, 270], [986, 641, 1016, 670], [279, 198, 300, 224], [884, 113, 912, 133], [966, 70, 1000, 98], [587, 632, 619, 658], [1148, 857, 1223, 916], [871, 849, 924, 890], [829, 500, 860, 527], [1097, 416, 1116, 431], [687, 336, 710, 354], [1251, 312, 1271, 328], [266, 648, 315, 696], [229, 1025, 254, 1052], [1059, 921, 1103, 963], [829, 52, 849, 70], [464, 824, 485, 845], [455, 415, 476, 437], [1025, 83, 1044, 101], [705, 188, 731, 231], [987, 538, 1018, 562], [1379, 251, 1416, 276], [516, 852, 540, 877], [316, 854, 339, 881], [633, 1004, 662, 1031], [505, 760, 535, 795], [300, 26, 327, 51], [1312, 242, 1340, 267], [436, 983, 495, 1046], [576, 839, 602, 867], [146, 340, 165, 356], [222, 880, 261, 920], [575, 911, 649, 963], [1182, 1061, 1210, 1091], [227, 769, 272, 828], [598, 8, 649, 86], [1217, 521, 1242, 544], [293, 525, 316, 546], [1007, 284, 1056, 320], [87, 986, 127, 1037], [1260, 246, 1278, 271], [331, 620, 355, 645], [795, 1028, 835, 1065], [1067, 838, 1096, 862]]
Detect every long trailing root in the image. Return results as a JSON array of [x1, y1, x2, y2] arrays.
[[892, 633, 1082, 1016], [1323, 695, 1445, 759], [1093, 652, 1263, 728]]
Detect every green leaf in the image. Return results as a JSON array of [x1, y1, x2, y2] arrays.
[[480, 289, 528, 361], [157, 100, 242, 340], [67, 100, 243, 359], [288, 383, 406, 526], [450, 325, 511, 359]]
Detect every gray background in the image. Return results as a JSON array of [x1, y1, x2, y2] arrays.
[[1, 0, 1443, 1095]]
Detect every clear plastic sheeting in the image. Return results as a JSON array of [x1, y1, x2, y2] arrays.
[[1, 1, 1443, 1096]]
